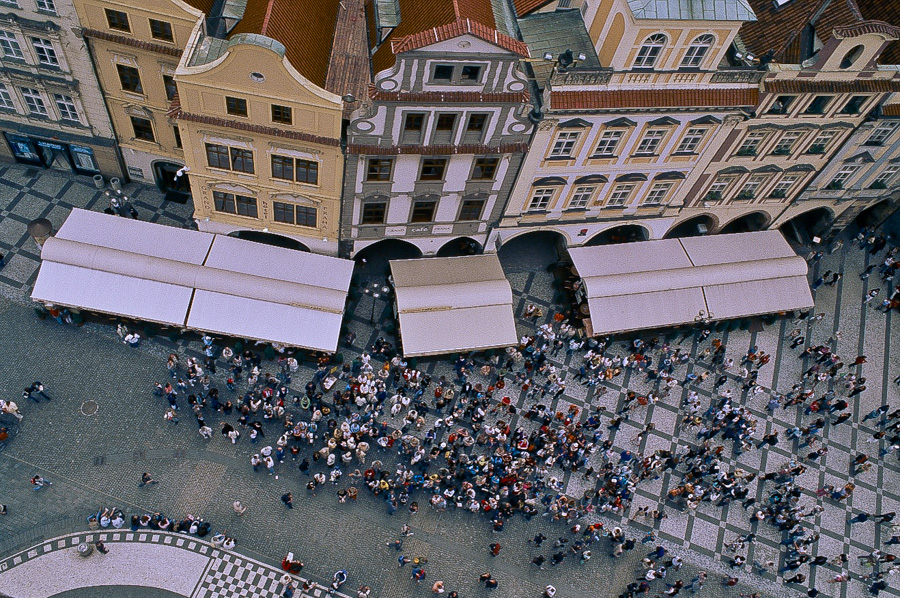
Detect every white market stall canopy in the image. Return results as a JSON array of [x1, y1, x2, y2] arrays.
[[568, 230, 814, 336], [390, 254, 519, 357], [31, 209, 353, 352]]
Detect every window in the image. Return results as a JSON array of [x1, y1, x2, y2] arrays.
[[841, 96, 867, 115], [0, 31, 23, 59], [173, 125, 182, 148], [205, 143, 230, 169], [676, 128, 706, 153], [54, 94, 78, 121], [568, 186, 595, 208], [433, 64, 453, 82], [866, 122, 899, 146], [871, 165, 899, 188], [130, 116, 154, 142], [706, 176, 734, 200], [472, 157, 499, 180], [149, 19, 174, 42], [213, 191, 257, 218], [273, 202, 317, 227], [772, 131, 802, 155], [461, 65, 481, 81], [459, 199, 485, 221], [105, 9, 130, 32], [767, 95, 796, 115], [808, 130, 836, 153], [633, 34, 666, 68], [21, 87, 46, 115], [296, 159, 318, 184], [840, 45, 864, 69], [419, 158, 447, 181], [433, 113, 456, 143], [230, 147, 254, 173], [36, 0, 56, 11], [643, 183, 672, 205], [549, 131, 579, 157], [31, 38, 58, 66], [593, 130, 623, 156], [226, 96, 248, 117], [366, 158, 393, 181], [361, 202, 386, 224], [162, 75, 177, 101], [464, 114, 487, 141], [271, 104, 292, 125], [681, 34, 713, 67], [828, 165, 859, 189], [411, 199, 437, 222], [295, 205, 317, 227], [804, 96, 833, 115], [606, 184, 634, 206], [0, 83, 13, 109], [528, 188, 554, 211], [737, 132, 766, 156], [273, 201, 294, 223], [402, 113, 425, 143], [770, 174, 800, 197], [635, 129, 666, 155], [272, 155, 294, 181], [116, 64, 143, 94], [737, 175, 766, 198]]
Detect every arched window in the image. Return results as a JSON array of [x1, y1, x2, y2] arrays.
[[681, 34, 714, 67], [633, 34, 667, 68]]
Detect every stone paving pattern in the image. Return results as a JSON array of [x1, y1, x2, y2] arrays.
[[0, 164, 897, 598]]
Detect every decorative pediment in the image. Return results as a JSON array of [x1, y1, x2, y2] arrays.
[[605, 117, 637, 128], [718, 166, 749, 175], [532, 176, 567, 186], [786, 164, 816, 172], [654, 171, 686, 180], [752, 165, 783, 173], [616, 173, 648, 182], [574, 174, 608, 184], [647, 116, 679, 126], [690, 115, 722, 125], [558, 118, 591, 129], [844, 151, 875, 163]]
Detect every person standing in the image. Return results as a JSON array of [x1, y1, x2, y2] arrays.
[[31, 474, 51, 490], [232, 501, 248, 515], [94, 540, 109, 554], [281, 492, 293, 509], [138, 472, 158, 487]]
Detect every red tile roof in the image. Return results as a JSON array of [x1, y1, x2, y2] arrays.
[[856, 0, 900, 64], [765, 77, 900, 92], [370, 0, 526, 75], [171, 110, 341, 146], [882, 104, 900, 116], [551, 88, 760, 110], [181, 0, 215, 14], [228, 0, 341, 88], [512, 0, 555, 17], [369, 84, 529, 103], [347, 142, 529, 154], [83, 28, 183, 57]]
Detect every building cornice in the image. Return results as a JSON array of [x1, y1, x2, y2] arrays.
[[82, 28, 183, 58]]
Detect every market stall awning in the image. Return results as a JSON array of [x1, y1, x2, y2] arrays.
[[567, 230, 814, 336], [31, 209, 353, 352], [391, 254, 518, 357]]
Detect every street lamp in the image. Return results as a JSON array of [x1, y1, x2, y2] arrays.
[[363, 282, 391, 323]]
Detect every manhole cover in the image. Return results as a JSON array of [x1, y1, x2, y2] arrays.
[[81, 400, 98, 416]]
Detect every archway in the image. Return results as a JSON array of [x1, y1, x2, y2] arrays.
[[779, 207, 834, 244], [436, 237, 484, 257], [354, 238, 423, 279], [228, 230, 310, 251], [855, 200, 896, 228], [665, 215, 716, 239], [152, 161, 191, 203], [719, 211, 769, 234], [585, 224, 649, 246], [498, 230, 567, 272]]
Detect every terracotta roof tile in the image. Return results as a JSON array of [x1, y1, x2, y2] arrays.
[[512, 0, 555, 17], [369, 84, 529, 103], [856, 0, 900, 63], [83, 28, 183, 57], [172, 110, 341, 146], [551, 88, 760, 110], [389, 18, 529, 58], [765, 77, 900, 92], [882, 104, 900, 116], [229, 0, 341, 88], [181, 0, 215, 14], [347, 142, 529, 154]]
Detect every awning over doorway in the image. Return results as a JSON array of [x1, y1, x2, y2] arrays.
[[568, 230, 814, 336], [31, 209, 353, 352], [390, 254, 518, 357]]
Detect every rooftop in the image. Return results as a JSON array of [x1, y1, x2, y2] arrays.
[[518, 9, 602, 84], [627, 0, 756, 21]]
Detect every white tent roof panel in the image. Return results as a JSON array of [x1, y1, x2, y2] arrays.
[[398, 305, 519, 357], [586, 288, 706, 334], [705, 277, 816, 320], [678, 229, 795, 266], [568, 239, 691, 277]]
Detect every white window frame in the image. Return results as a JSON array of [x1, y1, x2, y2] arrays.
[[0, 31, 23, 59], [549, 131, 580, 158], [568, 185, 596, 208], [871, 165, 899, 187], [0, 82, 13, 109], [707, 176, 734, 197], [633, 34, 666, 68], [606, 184, 635, 206], [593, 130, 623, 156], [635, 129, 667, 155], [773, 131, 803, 154], [770, 174, 800, 197], [738, 175, 767, 198], [642, 182, 672, 205], [21, 87, 47, 115], [527, 188, 555, 211], [738, 132, 767, 155], [681, 34, 714, 68], [676, 128, 706, 153], [867, 122, 899, 146], [36, 0, 56, 12], [829, 165, 859, 188], [809, 130, 836, 151], [31, 37, 58, 66], [54, 93, 78, 122]]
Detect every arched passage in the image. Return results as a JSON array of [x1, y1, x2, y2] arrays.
[[719, 211, 769, 234], [228, 230, 310, 251], [665, 215, 716, 239], [779, 207, 834, 244], [354, 238, 423, 279], [436, 237, 484, 257], [855, 200, 897, 228], [585, 224, 649, 246], [498, 230, 567, 272]]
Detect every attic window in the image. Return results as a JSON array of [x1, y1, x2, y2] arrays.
[[433, 65, 453, 82], [840, 45, 864, 69]]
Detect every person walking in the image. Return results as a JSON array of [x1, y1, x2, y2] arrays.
[[488, 542, 501, 556], [232, 501, 248, 515], [281, 492, 294, 509], [138, 472, 158, 487], [31, 474, 52, 490], [94, 540, 109, 554]]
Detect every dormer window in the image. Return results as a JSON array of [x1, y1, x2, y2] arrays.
[[461, 65, 482, 81], [433, 64, 453, 82], [633, 34, 666, 68], [430, 63, 484, 84], [681, 35, 714, 68]]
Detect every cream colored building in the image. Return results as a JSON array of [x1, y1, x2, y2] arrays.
[[73, 0, 207, 189]]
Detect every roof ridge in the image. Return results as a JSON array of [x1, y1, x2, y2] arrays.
[[260, 0, 277, 36]]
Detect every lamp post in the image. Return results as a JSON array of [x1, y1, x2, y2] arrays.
[[364, 282, 391, 323]]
